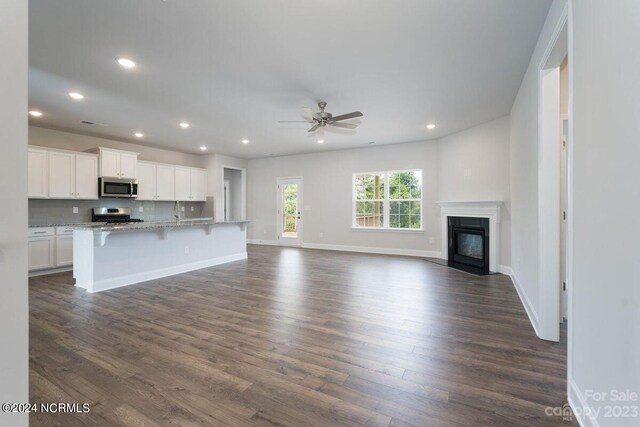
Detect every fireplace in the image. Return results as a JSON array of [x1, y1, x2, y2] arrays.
[[448, 216, 490, 275]]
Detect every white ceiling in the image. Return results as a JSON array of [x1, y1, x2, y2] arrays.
[[28, 0, 551, 159]]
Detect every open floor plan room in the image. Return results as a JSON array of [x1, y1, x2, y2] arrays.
[[1, 1, 638, 426], [30, 246, 571, 426]]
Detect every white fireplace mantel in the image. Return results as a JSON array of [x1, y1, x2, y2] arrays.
[[436, 201, 503, 272]]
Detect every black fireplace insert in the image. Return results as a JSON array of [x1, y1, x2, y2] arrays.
[[447, 216, 490, 275]]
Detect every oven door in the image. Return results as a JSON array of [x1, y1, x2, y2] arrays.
[[100, 178, 137, 198]]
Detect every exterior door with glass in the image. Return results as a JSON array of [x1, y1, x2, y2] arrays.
[[277, 177, 303, 246]]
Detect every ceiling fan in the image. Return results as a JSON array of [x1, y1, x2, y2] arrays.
[[279, 101, 363, 132]]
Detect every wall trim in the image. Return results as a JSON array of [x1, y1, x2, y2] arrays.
[[302, 242, 442, 259], [568, 377, 600, 427], [502, 268, 540, 336], [81, 252, 248, 293], [247, 239, 279, 246]]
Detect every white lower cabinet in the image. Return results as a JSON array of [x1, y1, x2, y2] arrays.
[[55, 235, 73, 267], [28, 227, 75, 272]]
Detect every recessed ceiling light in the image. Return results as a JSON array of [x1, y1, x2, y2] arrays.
[[426, 123, 436, 130], [68, 92, 84, 100], [241, 139, 249, 144], [179, 122, 190, 128], [116, 57, 136, 69], [199, 146, 207, 151], [368, 141, 375, 144], [29, 110, 43, 117], [134, 132, 144, 138], [317, 139, 324, 144]]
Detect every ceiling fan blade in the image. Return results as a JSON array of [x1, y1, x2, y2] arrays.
[[303, 107, 321, 120], [308, 123, 320, 132], [331, 111, 363, 122], [278, 120, 312, 123], [330, 122, 358, 129]]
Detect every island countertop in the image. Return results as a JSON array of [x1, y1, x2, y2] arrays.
[[70, 219, 250, 232]]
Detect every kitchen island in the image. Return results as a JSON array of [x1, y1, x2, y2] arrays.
[[72, 220, 250, 293]]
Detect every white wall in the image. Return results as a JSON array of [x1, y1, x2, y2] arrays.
[[509, 0, 568, 330], [29, 126, 206, 168], [438, 116, 511, 265], [203, 154, 248, 221], [247, 115, 510, 261], [0, 0, 29, 425], [569, 1, 640, 425]]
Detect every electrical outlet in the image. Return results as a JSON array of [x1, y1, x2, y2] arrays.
[[464, 168, 473, 177], [181, 206, 185, 212], [319, 232, 324, 238], [191, 206, 194, 212], [139, 206, 144, 213], [184, 246, 190, 254], [72, 207, 78, 214], [429, 236, 435, 244]]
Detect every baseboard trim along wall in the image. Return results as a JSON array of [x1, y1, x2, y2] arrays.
[[568, 377, 600, 427], [247, 239, 279, 246], [301, 242, 442, 258], [501, 268, 540, 337], [80, 252, 248, 293]]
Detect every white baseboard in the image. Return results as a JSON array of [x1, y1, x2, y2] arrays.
[[498, 265, 513, 276], [568, 377, 600, 427], [29, 266, 73, 277], [247, 239, 279, 246], [501, 268, 540, 336], [301, 242, 442, 259], [82, 252, 248, 293]]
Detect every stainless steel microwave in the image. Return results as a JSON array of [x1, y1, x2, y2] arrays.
[[99, 177, 138, 198]]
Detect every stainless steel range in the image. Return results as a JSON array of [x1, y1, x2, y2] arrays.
[[92, 208, 144, 224]]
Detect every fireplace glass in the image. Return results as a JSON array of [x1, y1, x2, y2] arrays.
[[456, 232, 483, 259]]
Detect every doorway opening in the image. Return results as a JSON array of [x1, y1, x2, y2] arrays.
[[277, 177, 303, 246], [538, 13, 569, 343], [222, 167, 245, 221]]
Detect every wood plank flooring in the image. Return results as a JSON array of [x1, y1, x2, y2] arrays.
[[29, 245, 575, 426]]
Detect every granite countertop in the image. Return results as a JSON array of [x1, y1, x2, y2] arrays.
[[29, 222, 105, 228], [70, 219, 250, 232]]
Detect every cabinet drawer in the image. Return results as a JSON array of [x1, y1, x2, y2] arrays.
[[55, 226, 75, 235], [28, 227, 55, 237]]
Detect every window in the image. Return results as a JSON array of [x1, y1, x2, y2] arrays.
[[352, 170, 423, 230]]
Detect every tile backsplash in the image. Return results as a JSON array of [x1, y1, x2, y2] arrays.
[[29, 197, 213, 226]]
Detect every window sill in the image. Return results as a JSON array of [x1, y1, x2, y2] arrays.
[[351, 227, 425, 233]]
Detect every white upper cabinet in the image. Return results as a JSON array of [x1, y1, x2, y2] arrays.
[[28, 148, 49, 198], [136, 162, 157, 201], [174, 166, 191, 201], [191, 168, 207, 201], [29, 146, 98, 200], [120, 152, 138, 179], [155, 164, 175, 201], [96, 147, 139, 179], [48, 151, 75, 199], [100, 149, 120, 178], [75, 154, 99, 199]]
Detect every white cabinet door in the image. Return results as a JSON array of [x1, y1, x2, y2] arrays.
[[190, 169, 206, 201], [120, 152, 138, 179], [55, 235, 73, 267], [155, 164, 175, 201], [28, 148, 48, 198], [137, 162, 156, 200], [100, 149, 120, 178], [28, 237, 55, 270], [75, 154, 99, 199], [49, 151, 75, 199], [174, 167, 191, 201]]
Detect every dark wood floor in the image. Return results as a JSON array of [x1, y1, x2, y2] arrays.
[[30, 245, 574, 426]]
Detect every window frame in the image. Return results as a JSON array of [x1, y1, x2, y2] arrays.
[[351, 169, 424, 232]]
